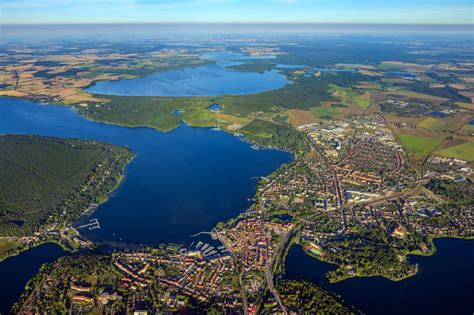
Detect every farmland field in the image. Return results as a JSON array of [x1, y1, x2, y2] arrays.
[[435, 141, 474, 162], [397, 133, 442, 159]]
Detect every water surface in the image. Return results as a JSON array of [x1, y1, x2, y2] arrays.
[[0, 243, 66, 313], [285, 238, 474, 315], [86, 52, 289, 96], [0, 98, 292, 246]]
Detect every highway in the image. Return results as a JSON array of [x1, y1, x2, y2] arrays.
[[265, 231, 290, 315]]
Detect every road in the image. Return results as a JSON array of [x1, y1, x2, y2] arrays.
[[239, 271, 248, 315], [266, 231, 290, 315], [393, 150, 403, 173]]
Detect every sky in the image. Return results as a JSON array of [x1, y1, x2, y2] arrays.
[[0, 0, 473, 25]]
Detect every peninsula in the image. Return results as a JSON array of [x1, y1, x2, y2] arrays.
[[0, 135, 134, 260]]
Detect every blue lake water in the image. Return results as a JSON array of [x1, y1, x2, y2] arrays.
[[0, 243, 66, 313], [430, 111, 448, 118], [208, 103, 221, 111], [86, 52, 288, 96], [277, 64, 305, 69], [285, 238, 474, 315], [0, 97, 292, 246], [314, 68, 356, 73]]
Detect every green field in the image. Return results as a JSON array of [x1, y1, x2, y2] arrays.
[[435, 141, 474, 162], [376, 62, 406, 70], [397, 133, 442, 158], [310, 106, 341, 119], [382, 90, 448, 103], [0, 239, 20, 260], [328, 84, 372, 108], [418, 117, 447, 132]]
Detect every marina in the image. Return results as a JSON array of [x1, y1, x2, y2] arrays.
[[75, 219, 101, 231]]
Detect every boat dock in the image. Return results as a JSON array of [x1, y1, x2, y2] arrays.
[[76, 218, 100, 230]]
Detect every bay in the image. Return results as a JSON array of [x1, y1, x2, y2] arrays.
[[285, 238, 474, 315]]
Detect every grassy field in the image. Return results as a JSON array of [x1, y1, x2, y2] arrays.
[[435, 141, 474, 162], [356, 81, 383, 91], [381, 78, 414, 84], [417, 117, 447, 132], [384, 114, 424, 126], [214, 113, 251, 130], [376, 62, 405, 70], [355, 94, 372, 108], [0, 239, 20, 260], [382, 90, 448, 103], [455, 102, 474, 110], [397, 133, 443, 160], [459, 124, 474, 136], [288, 109, 315, 127], [310, 105, 342, 120], [329, 84, 372, 108]]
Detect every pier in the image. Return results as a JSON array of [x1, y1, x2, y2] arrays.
[[190, 231, 211, 238], [76, 218, 100, 230]]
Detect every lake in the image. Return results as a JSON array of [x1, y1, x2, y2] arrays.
[[86, 52, 289, 96], [0, 243, 66, 313], [285, 238, 474, 315], [0, 97, 292, 246]]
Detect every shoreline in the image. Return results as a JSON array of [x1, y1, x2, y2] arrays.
[[291, 234, 474, 285]]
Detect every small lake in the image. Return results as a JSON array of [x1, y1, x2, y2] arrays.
[[0, 243, 66, 313], [86, 52, 289, 96], [285, 238, 474, 315], [430, 111, 448, 118]]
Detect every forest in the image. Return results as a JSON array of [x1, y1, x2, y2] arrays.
[[0, 135, 133, 236], [276, 279, 356, 314]]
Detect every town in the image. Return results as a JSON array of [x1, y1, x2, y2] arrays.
[[13, 113, 473, 313]]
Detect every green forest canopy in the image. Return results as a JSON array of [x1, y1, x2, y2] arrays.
[[0, 135, 133, 236]]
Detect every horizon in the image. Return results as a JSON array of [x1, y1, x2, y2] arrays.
[[1, 0, 473, 25], [2, 22, 473, 26], [1, 23, 473, 38]]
